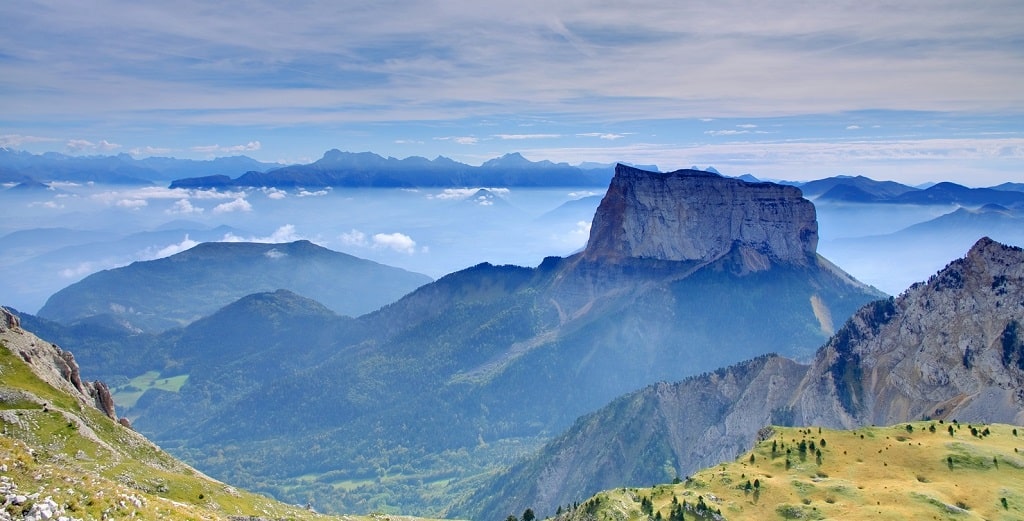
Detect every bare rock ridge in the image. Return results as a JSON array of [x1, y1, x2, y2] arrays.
[[1, 306, 123, 424], [584, 164, 818, 269], [801, 236, 1024, 427]]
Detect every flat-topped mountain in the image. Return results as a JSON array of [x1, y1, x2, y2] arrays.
[[468, 237, 1024, 519], [36, 240, 431, 332], [585, 166, 817, 268]]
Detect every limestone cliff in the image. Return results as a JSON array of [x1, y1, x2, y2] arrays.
[[797, 236, 1024, 427], [1, 306, 122, 423], [584, 165, 818, 270]]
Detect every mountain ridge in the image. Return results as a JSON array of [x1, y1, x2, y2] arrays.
[[465, 236, 1024, 519]]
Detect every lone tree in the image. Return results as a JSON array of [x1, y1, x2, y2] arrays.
[[522, 509, 535, 521]]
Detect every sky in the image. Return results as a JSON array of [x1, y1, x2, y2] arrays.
[[1, 0, 1023, 185]]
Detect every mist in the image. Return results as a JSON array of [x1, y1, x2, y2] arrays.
[[2, 182, 1021, 314]]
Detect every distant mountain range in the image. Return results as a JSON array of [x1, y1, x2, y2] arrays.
[[798, 174, 1024, 207], [0, 147, 281, 185]]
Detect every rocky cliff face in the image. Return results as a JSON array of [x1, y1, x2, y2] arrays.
[[584, 165, 818, 270], [798, 236, 1024, 427], [1, 306, 122, 423]]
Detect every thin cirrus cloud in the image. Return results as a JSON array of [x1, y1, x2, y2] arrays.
[[0, 1, 1021, 184]]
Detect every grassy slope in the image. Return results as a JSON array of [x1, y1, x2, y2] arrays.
[[559, 422, 1024, 521], [0, 341, 439, 521]]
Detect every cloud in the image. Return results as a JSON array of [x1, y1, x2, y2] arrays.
[[0, 134, 59, 147], [191, 141, 262, 155], [65, 139, 121, 153], [705, 130, 750, 136], [846, 125, 862, 130], [372, 232, 417, 254], [340, 229, 419, 254], [296, 188, 330, 197], [129, 146, 175, 156], [211, 197, 253, 214], [139, 235, 200, 260], [167, 198, 204, 214], [578, 132, 628, 140], [28, 200, 64, 209], [340, 229, 368, 247], [115, 198, 147, 209], [264, 248, 287, 259], [428, 187, 511, 200], [437, 136, 480, 145], [493, 134, 561, 140], [262, 187, 288, 200], [222, 224, 302, 243]]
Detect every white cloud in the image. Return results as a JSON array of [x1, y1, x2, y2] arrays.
[[264, 248, 287, 259], [129, 146, 175, 156], [65, 139, 120, 153], [340, 229, 368, 247], [846, 125, 862, 130], [262, 187, 288, 199], [167, 198, 203, 214], [296, 188, 330, 197], [705, 130, 750, 136], [0, 134, 58, 147], [28, 200, 64, 209], [372, 232, 417, 254], [137, 235, 200, 260], [211, 197, 252, 214], [493, 134, 561, 140], [115, 198, 147, 209], [191, 141, 262, 155], [578, 132, 627, 140], [429, 187, 511, 200], [221, 224, 302, 243]]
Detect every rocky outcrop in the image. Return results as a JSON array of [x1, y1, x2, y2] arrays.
[[1, 306, 122, 424], [584, 165, 818, 270], [797, 236, 1024, 427]]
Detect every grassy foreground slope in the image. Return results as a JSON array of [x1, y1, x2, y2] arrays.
[[0, 330, 436, 521], [557, 422, 1024, 521]]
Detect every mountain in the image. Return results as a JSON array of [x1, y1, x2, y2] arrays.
[[0, 148, 280, 185], [36, 240, 432, 332], [891, 182, 1024, 207], [467, 237, 1024, 519], [44, 164, 883, 515], [169, 149, 615, 189], [819, 204, 1024, 295], [992, 181, 1024, 192], [558, 422, 1024, 521], [0, 307, 377, 521], [799, 175, 918, 201]]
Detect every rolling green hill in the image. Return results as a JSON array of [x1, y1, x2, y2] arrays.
[[555, 422, 1024, 521]]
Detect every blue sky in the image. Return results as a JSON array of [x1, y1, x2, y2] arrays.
[[1, 0, 1022, 185]]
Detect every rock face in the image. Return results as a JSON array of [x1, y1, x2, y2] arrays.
[[585, 165, 818, 270], [799, 236, 1024, 427], [0, 306, 121, 422]]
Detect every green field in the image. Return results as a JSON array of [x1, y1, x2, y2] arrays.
[[110, 370, 189, 409]]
